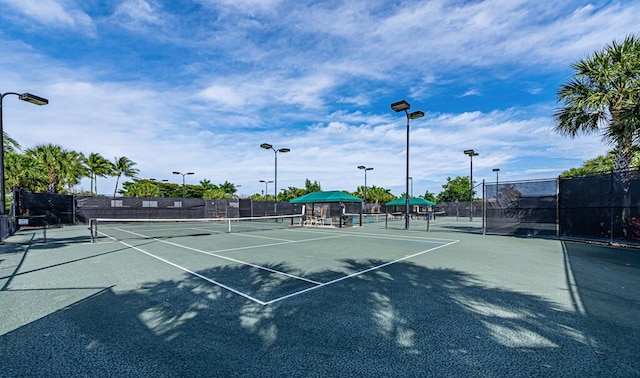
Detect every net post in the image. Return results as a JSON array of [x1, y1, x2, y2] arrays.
[[42, 217, 47, 243], [228, 218, 232, 233], [90, 218, 96, 242]]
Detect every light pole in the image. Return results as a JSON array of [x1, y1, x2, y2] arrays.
[[172, 171, 194, 198], [259, 179, 273, 199], [357, 166, 373, 211], [391, 100, 424, 230], [0, 92, 48, 215], [463, 149, 479, 221], [493, 168, 500, 197], [260, 143, 290, 215], [408, 176, 413, 197]]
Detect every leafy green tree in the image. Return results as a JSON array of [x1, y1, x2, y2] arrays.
[[203, 187, 228, 199], [2, 132, 21, 154], [561, 148, 640, 177], [555, 35, 640, 176], [422, 190, 437, 202], [200, 179, 216, 190], [279, 186, 306, 201], [367, 185, 395, 212], [86, 152, 113, 195], [218, 181, 237, 195], [112, 156, 139, 198], [26, 144, 85, 193], [4, 152, 47, 191], [304, 179, 321, 193], [436, 176, 473, 203], [121, 179, 157, 197]]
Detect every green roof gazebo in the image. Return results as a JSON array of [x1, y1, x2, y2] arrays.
[[290, 191, 362, 227], [385, 197, 436, 221]]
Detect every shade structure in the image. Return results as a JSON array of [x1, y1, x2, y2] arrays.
[[290, 191, 363, 204], [385, 197, 436, 206]]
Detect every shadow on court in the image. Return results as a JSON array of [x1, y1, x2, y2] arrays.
[[2, 250, 638, 377]]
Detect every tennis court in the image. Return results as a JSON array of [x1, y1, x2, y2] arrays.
[[1, 217, 639, 377]]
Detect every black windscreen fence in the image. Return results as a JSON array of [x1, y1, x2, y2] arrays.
[[484, 170, 640, 244], [11, 170, 640, 245], [13, 189, 74, 226], [559, 171, 640, 243], [485, 179, 558, 237]]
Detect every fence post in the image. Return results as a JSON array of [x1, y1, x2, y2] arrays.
[[482, 179, 486, 235], [610, 169, 614, 245]]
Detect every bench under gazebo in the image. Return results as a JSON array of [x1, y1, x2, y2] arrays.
[[290, 191, 363, 227]]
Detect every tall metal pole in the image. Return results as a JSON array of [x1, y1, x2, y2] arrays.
[[260, 144, 290, 216], [470, 155, 473, 221], [0, 94, 7, 216], [274, 152, 278, 215], [493, 168, 500, 197], [391, 100, 424, 230], [464, 150, 479, 221], [405, 115, 410, 229], [0, 92, 48, 215]]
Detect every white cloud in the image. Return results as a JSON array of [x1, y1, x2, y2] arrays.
[[0, 0, 94, 34]]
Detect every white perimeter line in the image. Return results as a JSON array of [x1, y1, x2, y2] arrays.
[[115, 238, 268, 305], [262, 239, 460, 305], [111, 228, 348, 285]]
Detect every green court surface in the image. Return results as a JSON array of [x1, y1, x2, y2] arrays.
[[1, 218, 639, 377]]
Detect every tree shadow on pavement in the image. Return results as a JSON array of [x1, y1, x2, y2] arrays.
[[1, 253, 638, 377]]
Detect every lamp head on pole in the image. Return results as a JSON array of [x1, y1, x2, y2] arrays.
[[172, 171, 181, 175], [408, 110, 424, 119], [391, 100, 410, 112], [277, 148, 290, 153], [19, 93, 48, 106], [260, 143, 273, 150], [464, 149, 479, 157], [493, 168, 500, 172]]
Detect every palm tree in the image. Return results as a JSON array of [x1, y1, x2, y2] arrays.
[[2, 132, 21, 154], [199, 179, 216, 190], [112, 156, 139, 199], [219, 181, 236, 195], [555, 35, 640, 174], [61, 150, 87, 193], [25, 144, 85, 193], [4, 152, 47, 192], [85, 153, 113, 195], [555, 35, 640, 234]]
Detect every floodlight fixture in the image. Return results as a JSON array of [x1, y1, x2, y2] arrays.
[[390, 99, 425, 230], [260, 143, 290, 214], [408, 111, 424, 120], [391, 100, 410, 112], [463, 150, 479, 221], [19, 93, 49, 106], [173, 171, 195, 198], [0, 91, 49, 215], [357, 166, 374, 210]]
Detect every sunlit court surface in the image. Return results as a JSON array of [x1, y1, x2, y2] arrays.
[[1, 218, 639, 377]]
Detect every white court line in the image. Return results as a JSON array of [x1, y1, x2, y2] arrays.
[[114, 237, 268, 305], [111, 227, 346, 285], [98, 228, 459, 306], [263, 239, 460, 305]]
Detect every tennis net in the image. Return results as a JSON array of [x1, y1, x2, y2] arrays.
[[90, 214, 303, 242]]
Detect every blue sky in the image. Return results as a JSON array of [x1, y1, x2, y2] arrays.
[[0, 0, 638, 197]]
